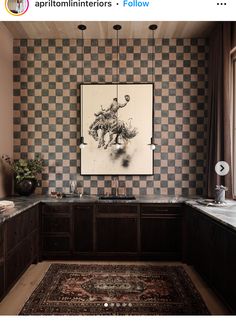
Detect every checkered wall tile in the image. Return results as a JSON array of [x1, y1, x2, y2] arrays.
[[13, 38, 208, 196]]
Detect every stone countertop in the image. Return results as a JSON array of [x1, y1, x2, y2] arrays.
[[0, 196, 41, 224], [0, 194, 188, 224], [185, 200, 236, 231], [1, 195, 236, 231]]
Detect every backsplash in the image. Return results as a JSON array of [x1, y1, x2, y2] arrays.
[[13, 38, 208, 196]]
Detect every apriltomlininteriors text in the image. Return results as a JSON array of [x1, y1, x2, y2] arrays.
[[35, 0, 112, 8]]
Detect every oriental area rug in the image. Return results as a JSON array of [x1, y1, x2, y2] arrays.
[[20, 263, 210, 315]]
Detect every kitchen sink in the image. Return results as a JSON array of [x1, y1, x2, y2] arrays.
[[99, 195, 136, 200]]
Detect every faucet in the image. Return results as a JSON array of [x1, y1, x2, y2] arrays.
[[112, 176, 119, 196]]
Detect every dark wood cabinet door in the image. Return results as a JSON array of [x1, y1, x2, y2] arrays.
[[0, 224, 4, 260], [210, 223, 228, 298], [41, 203, 72, 257], [74, 205, 94, 253], [0, 225, 3, 299], [6, 237, 33, 289], [187, 209, 227, 292], [96, 217, 137, 253], [4, 206, 39, 295], [224, 227, 236, 312], [140, 216, 182, 258], [42, 215, 71, 233], [185, 206, 236, 314], [191, 212, 212, 281], [6, 207, 38, 254], [6, 214, 23, 252], [0, 262, 4, 300], [42, 236, 70, 253], [27, 207, 38, 233], [140, 204, 182, 260]]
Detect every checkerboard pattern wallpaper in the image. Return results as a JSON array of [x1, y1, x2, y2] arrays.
[[13, 38, 208, 196]]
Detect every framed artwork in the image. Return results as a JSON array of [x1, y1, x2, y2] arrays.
[[80, 83, 153, 175]]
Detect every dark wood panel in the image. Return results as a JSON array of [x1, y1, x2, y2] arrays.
[[141, 217, 182, 257], [0, 224, 4, 260], [42, 203, 71, 215], [192, 212, 212, 280], [96, 217, 137, 253], [27, 207, 38, 233], [42, 215, 71, 233], [96, 204, 138, 215], [6, 213, 25, 252], [226, 228, 236, 312], [42, 236, 70, 253], [185, 205, 236, 314], [74, 205, 94, 253], [29, 230, 38, 264], [4, 205, 39, 297], [0, 262, 4, 300], [6, 207, 38, 253], [6, 236, 33, 289], [141, 204, 182, 215]]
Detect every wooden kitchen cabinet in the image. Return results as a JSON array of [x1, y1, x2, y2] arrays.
[[4, 205, 39, 295], [40, 202, 184, 260], [41, 203, 72, 258], [185, 205, 236, 314], [74, 204, 94, 254], [140, 204, 183, 260], [95, 204, 138, 256]]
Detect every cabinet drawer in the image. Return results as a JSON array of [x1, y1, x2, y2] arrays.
[[96, 204, 138, 215], [141, 204, 182, 216], [42, 203, 71, 215], [42, 215, 71, 233], [42, 236, 70, 252]]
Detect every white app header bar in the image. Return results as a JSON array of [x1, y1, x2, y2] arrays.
[[0, 0, 236, 21]]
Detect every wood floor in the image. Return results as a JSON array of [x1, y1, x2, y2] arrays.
[[0, 261, 230, 315]]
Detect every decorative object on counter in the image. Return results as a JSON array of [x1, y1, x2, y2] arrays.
[[78, 24, 88, 149], [50, 191, 64, 199], [19, 263, 210, 315], [50, 191, 82, 199], [196, 199, 228, 207], [2, 154, 44, 196], [0, 206, 5, 213], [0, 200, 15, 213], [147, 24, 158, 151], [214, 185, 228, 204]]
